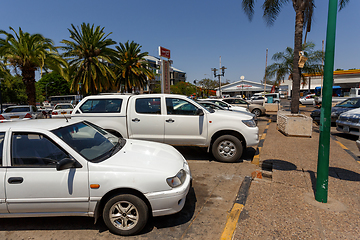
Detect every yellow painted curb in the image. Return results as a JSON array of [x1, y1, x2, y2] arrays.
[[220, 203, 244, 240], [335, 140, 348, 150]]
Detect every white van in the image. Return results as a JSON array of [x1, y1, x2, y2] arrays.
[[264, 93, 280, 103]]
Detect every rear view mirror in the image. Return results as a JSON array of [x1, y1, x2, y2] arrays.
[[56, 158, 81, 171]]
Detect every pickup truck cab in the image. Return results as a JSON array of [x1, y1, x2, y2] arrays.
[[71, 94, 259, 162]]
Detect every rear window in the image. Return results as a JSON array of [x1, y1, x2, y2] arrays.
[[79, 99, 122, 113], [4, 107, 30, 113]]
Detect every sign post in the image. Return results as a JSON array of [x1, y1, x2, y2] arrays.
[[159, 46, 171, 94]]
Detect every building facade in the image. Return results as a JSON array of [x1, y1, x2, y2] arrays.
[[215, 79, 273, 99]]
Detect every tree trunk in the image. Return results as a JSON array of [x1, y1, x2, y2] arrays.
[[22, 67, 36, 106], [291, 8, 304, 114]]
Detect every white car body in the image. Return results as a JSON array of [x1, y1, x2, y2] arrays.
[[51, 103, 74, 118], [336, 108, 360, 136], [197, 99, 250, 113], [299, 94, 315, 105], [0, 105, 44, 122], [71, 94, 259, 163], [0, 119, 190, 235]]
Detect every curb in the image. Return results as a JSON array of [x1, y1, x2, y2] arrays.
[[252, 119, 272, 165], [220, 176, 252, 240]]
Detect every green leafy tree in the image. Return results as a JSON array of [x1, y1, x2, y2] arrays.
[[37, 72, 71, 101], [1, 75, 27, 104], [198, 78, 218, 97], [113, 41, 155, 93], [266, 42, 323, 86], [0, 27, 66, 105], [61, 23, 116, 94], [170, 81, 196, 96], [242, 0, 350, 113]]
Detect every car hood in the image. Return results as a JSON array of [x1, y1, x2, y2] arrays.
[[212, 109, 253, 120], [99, 139, 186, 175], [339, 107, 360, 118]]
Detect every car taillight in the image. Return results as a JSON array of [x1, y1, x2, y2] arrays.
[[24, 113, 32, 119], [0, 115, 4, 120], [52, 112, 58, 115], [70, 111, 72, 114]]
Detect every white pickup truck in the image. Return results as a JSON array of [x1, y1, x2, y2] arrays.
[[71, 94, 259, 162]]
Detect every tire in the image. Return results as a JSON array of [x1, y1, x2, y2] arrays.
[[103, 194, 148, 236], [212, 135, 243, 163], [251, 108, 261, 117]]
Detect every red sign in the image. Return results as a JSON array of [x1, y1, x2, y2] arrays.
[[159, 46, 170, 59]]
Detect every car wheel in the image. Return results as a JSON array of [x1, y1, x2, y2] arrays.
[[212, 135, 243, 163], [251, 108, 261, 117], [103, 194, 148, 236]]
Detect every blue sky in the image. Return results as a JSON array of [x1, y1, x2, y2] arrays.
[[0, 0, 359, 84]]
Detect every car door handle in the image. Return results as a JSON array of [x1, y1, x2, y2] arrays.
[[166, 119, 175, 123], [132, 118, 140, 122], [8, 177, 24, 184]]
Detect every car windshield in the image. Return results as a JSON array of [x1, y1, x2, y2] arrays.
[[51, 121, 125, 162], [336, 98, 360, 108], [4, 107, 30, 113]]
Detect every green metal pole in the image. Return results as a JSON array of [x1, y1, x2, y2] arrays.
[[315, 0, 338, 203]]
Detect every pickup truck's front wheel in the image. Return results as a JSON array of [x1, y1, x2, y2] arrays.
[[212, 135, 243, 163]]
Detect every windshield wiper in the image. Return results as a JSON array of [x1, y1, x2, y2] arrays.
[[110, 138, 126, 156]]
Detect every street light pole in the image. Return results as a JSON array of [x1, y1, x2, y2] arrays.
[[45, 82, 53, 101], [212, 66, 226, 98]]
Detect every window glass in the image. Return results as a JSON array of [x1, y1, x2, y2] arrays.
[[4, 107, 31, 113], [0, 133, 4, 166], [80, 99, 122, 113], [11, 133, 70, 167], [166, 98, 199, 115], [135, 98, 161, 114]]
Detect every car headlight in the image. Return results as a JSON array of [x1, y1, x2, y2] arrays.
[[242, 119, 257, 127], [167, 169, 186, 188]]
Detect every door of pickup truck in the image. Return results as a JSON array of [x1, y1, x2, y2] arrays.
[[164, 96, 208, 146], [128, 96, 165, 142]]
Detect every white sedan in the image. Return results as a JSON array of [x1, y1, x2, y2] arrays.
[[197, 99, 250, 113], [299, 94, 315, 105], [51, 103, 74, 118], [0, 119, 191, 236]]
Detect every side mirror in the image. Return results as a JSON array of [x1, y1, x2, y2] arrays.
[[56, 158, 80, 171], [196, 109, 204, 116]]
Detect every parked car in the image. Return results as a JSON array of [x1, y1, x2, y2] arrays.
[[299, 94, 316, 105], [0, 105, 44, 122], [249, 96, 267, 105], [197, 100, 257, 123], [197, 99, 251, 113], [311, 97, 360, 124], [220, 97, 266, 117], [264, 93, 281, 103], [336, 108, 360, 136], [0, 119, 191, 235], [71, 94, 259, 163], [51, 103, 74, 118]]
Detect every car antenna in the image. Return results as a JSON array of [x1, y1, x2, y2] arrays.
[[63, 114, 69, 122]]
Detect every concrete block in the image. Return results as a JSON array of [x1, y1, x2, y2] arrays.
[[277, 111, 312, 137], [264, 103, 279, 112]]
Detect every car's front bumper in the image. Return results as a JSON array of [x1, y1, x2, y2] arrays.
[[336, 120, 360, 136], [145, 171, 191, 217]]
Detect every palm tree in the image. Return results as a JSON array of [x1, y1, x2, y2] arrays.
[[266, 42, 323, 87], [61, 23, 117, 94], [0, 27, 65, 105], [113, 41, 155, 93], [242, 0, 350, 113]]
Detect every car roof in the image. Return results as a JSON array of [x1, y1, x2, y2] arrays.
[[0, 119, 84, 131], [6, 105, 32, 108]]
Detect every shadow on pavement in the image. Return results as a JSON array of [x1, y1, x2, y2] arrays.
[[261, 159, 297, 171]]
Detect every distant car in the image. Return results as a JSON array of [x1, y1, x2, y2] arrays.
[[336, 107, 360, 136], [51, 103, 74, 118], [197, 99, 250, 113], [249, 96, 267, 105], [299, 94, 316, 105], [0, 119, 191, 235], [197, 100, 257, 123], [311, 97, 360, 124], [220, 97, 266, 117], [0, 105, 44, 122]]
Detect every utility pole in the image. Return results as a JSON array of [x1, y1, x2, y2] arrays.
[[316, 0, 338, 203], [263, 48, 268, 105]]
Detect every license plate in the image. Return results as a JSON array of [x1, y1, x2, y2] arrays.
[[10, 116, 19, 119], [61, 112, 67, 114], [343, 126, 350, 133]]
